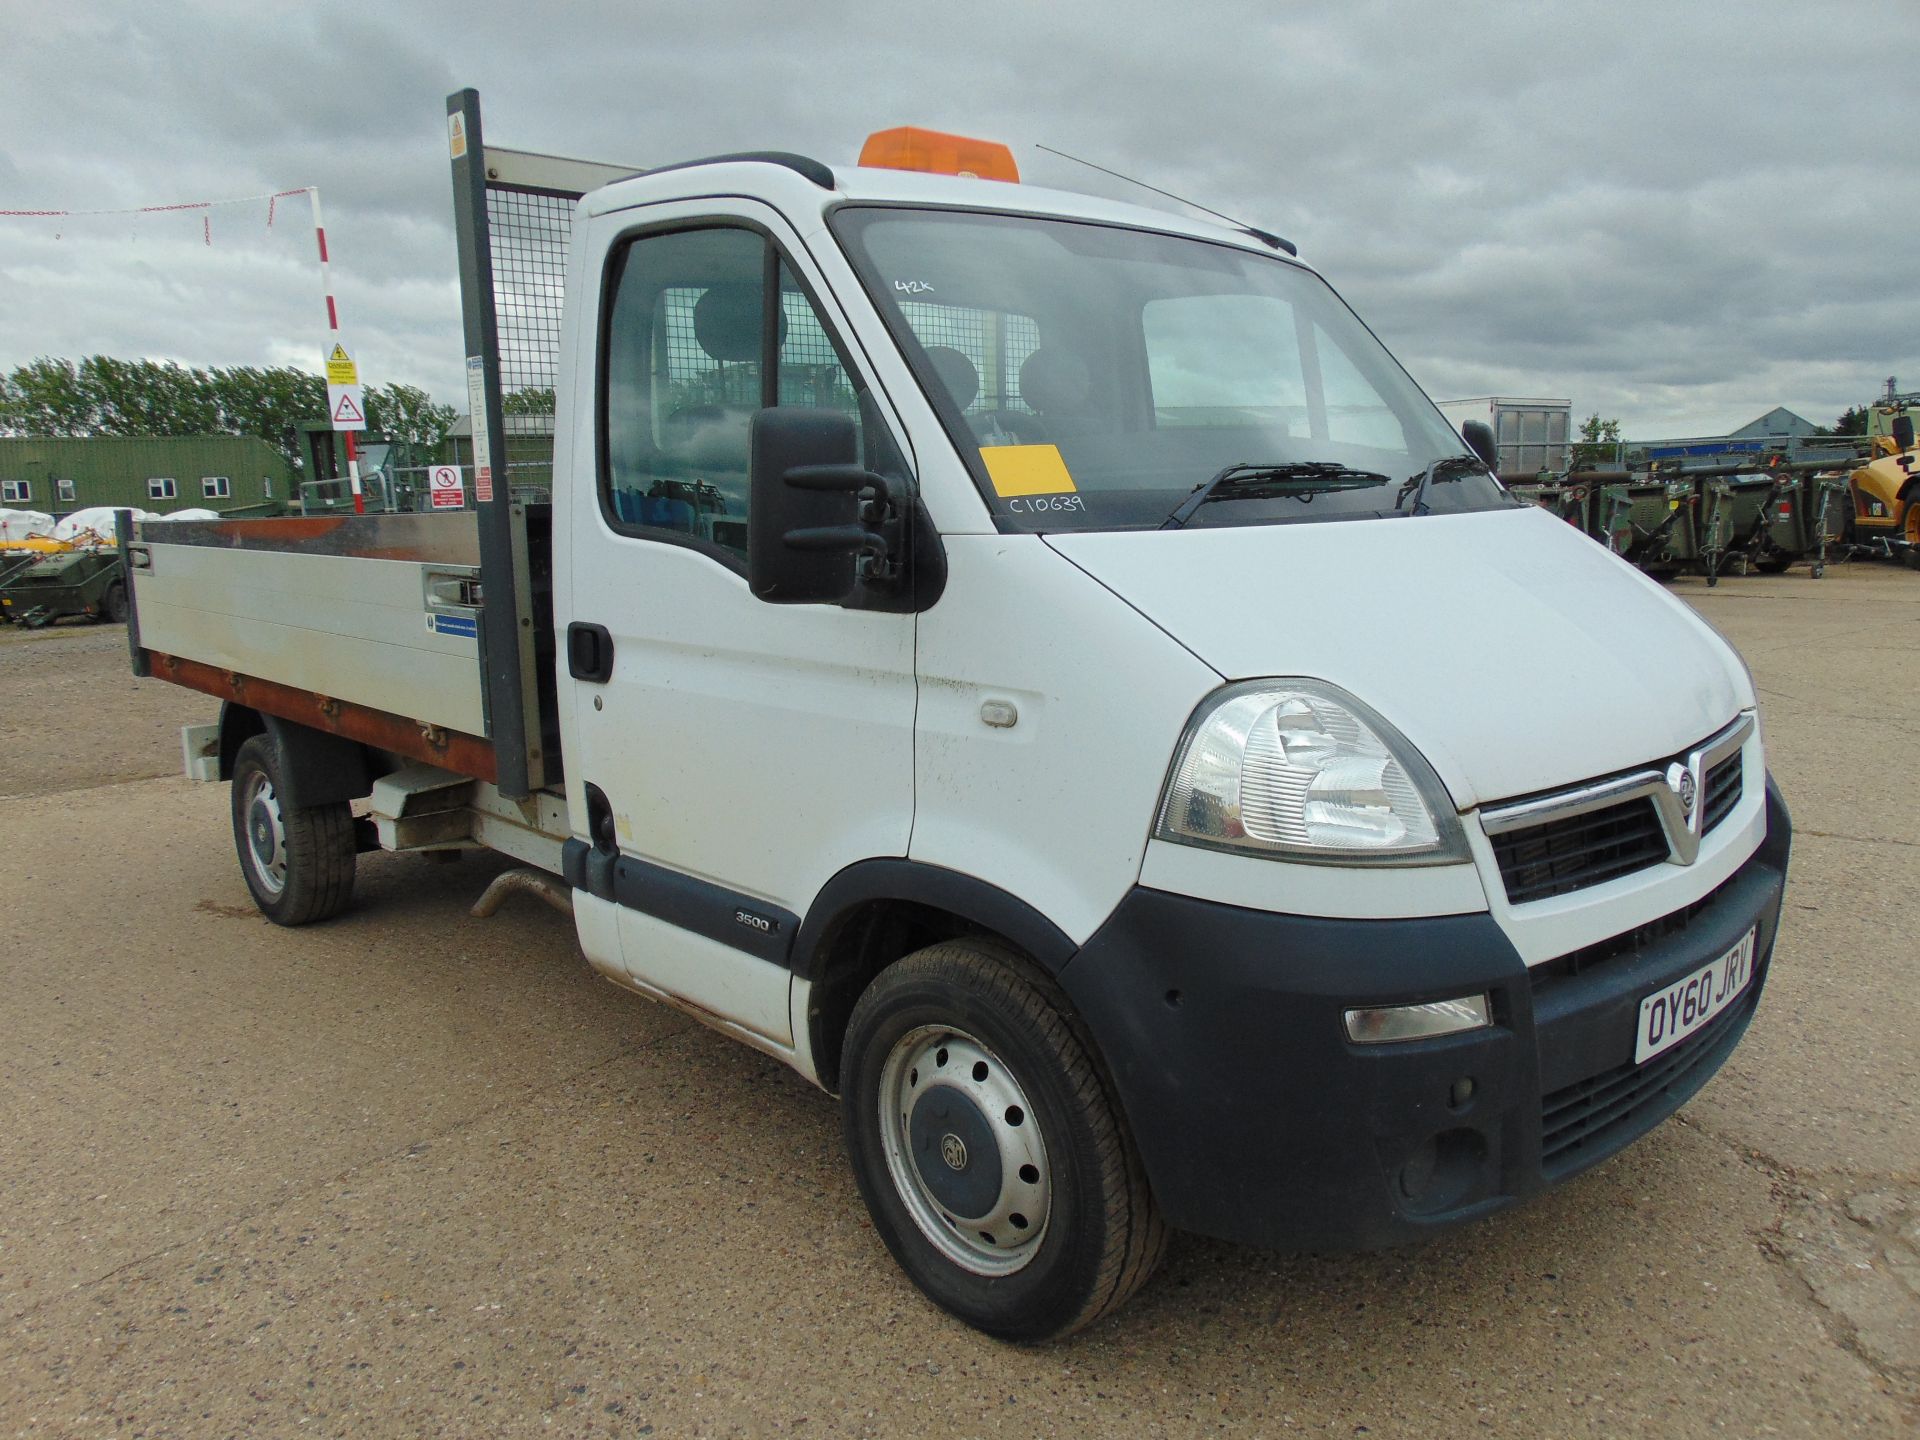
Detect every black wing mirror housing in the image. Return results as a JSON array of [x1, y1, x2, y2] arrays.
[[1462, 420, 1499, 471], [748, 408, 904, 605]]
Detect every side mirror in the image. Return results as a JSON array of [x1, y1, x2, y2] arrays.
[[1462, 420, 1498, 471], [1893, 415, 1915, 452], [748, 408, 900, 605]]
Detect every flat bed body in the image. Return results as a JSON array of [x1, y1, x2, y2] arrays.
[[125, 510, 557, 788]]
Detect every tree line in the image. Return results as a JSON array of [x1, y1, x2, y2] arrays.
[[0, 356, 457, 474]]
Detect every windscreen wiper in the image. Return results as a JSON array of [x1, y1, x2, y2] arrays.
[[1397, 454, 1490, 516], [1162, 462, 1392, 530]]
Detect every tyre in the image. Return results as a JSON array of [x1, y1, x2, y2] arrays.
[[229, 734, 356, 925], [840, 939, 1166, 1341], [102, 580, 129, 624]]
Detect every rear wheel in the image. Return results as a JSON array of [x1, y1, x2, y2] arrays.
[[102, 580, 128, 624], [840, 939, 1165, 1341], [230, 734, 356, 925]]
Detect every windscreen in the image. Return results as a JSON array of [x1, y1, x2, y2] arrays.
[[833, 207, 1513, 532]]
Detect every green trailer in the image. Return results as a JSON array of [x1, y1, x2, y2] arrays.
[[1761, 471, 1850, 578], [1698, 474, 1781, 585], [1598, 480, 1698, 573], [1698, 470, 1851, 581], [1571, 457, 1859, 582], [1505, 479, 1592, 532], [0, 548, 128, 627]]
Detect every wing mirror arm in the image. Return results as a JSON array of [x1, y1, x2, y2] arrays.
[[749, 410, 908, 602], [780, 462, 903, 584]]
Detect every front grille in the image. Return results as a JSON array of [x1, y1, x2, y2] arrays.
[[1528, 879, 1728, 991], [1539, 980, 1757, 1175], [1490, 797, 1669, 906], [1702, 753, 1743, 833]]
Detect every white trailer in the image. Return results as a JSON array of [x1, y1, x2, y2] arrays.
[[1435, 396, 1573, 477]]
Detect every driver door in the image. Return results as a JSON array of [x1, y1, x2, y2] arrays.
[[560, 202, 918, 1049]]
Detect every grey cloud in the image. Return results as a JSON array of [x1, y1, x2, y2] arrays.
[[1, 0, 1914, 436]]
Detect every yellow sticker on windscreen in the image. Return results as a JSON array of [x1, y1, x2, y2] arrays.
[[981, 444, 1077, 497]]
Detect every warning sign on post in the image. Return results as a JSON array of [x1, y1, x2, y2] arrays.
[[327, 382, 367, 431], [427, 465, 465, 510], [324, 342, 359, 386]]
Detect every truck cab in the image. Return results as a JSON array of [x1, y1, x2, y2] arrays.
[[128, 102, 1790, 1341]]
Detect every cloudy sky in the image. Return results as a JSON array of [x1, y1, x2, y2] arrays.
[[2, 0, 1914, 439]]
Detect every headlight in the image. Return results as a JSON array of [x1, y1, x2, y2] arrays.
[[1155, 680, 1466, 864]]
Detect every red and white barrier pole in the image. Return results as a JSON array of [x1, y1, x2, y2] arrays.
[[309, 188, 363, 514]]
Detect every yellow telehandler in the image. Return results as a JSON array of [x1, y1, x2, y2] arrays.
[[1846, 400, 1920, 567]]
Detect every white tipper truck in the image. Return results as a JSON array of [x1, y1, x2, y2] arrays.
[[121, 92, 1790, 1340]]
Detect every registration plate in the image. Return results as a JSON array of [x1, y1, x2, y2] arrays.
[[1634, 927, 1756, 1064]]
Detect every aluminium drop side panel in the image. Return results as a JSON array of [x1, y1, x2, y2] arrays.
[[909, 533, 1222, 947], [131, 538, 489, 737]]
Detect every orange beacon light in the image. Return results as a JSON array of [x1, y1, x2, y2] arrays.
[[858, 127, 1020, 183]]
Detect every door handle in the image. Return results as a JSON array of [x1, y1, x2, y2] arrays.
[[567, 622, 614, 683]]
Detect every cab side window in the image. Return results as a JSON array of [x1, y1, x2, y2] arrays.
[[602, 230, 876, 566]]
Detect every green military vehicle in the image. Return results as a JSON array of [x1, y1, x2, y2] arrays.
[[0, 547, 128, 627], [1597, 478, 1700, 574]]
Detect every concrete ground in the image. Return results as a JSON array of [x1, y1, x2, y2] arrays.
[[1, 565, 1915, 1438]]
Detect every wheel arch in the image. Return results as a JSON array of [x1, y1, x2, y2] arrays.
[[218, 703, 375, 810], [796, 860, 1079, 1093]]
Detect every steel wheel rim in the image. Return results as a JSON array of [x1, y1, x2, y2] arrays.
[[243, 773, 288, 896], [877, 1023, 1052, 1277]]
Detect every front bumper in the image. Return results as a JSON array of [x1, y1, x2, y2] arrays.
[[1057, 776, 1791, 1251]]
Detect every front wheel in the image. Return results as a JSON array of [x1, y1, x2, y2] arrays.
[[229, 734, 356, 925], [840, 940, 1165, 1341]]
